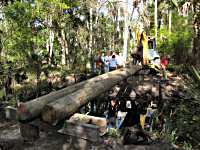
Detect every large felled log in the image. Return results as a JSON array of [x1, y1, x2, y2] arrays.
[[42, 66, 141, 125], [17, 82, 86, 121], [18, 73, 112, 121]]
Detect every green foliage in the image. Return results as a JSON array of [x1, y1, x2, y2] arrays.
[[16, 84, 38, 102], [157, 12, 193, 64], [171, 0, 178, 7], [183, 141, 193, 150], [3, 1, 34, 63], [0, 88, 6, 100], [162, 128, 178, 144], [108, 128, 120, 138], [15, 79, 51, 102], [0, 0, 124, 74], [165, 82, 200, 149]]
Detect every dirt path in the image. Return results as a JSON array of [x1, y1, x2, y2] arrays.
[[0, 121, 67, 150], [0, 121, 182, 150]]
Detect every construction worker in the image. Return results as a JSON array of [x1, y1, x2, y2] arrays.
[[118, 85, 141, 129], [160, 55, 170, 80], [103, 50, 111, 73], [93, 50, 104, 75], [109, 52, 118, 71], [116, 51, 126, 68]]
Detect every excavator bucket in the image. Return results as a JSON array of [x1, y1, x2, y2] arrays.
[[136, 29, 149, 65]]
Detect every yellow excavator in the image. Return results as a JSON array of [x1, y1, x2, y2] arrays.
[[132, 27, 161, 129], [132, 28, 161, 71]]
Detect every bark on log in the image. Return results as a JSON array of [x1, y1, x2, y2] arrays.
[[42, 66, 141, 125], [17, 82, 86, 121], [18, 72, 115, 121]]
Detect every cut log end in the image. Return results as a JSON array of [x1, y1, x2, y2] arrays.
[[18, 103, 27, 113], [41, 105, 58, 126], [17, 103, 29, 121]]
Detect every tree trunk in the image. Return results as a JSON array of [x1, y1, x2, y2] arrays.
[[61, 31, 66, 66], [89, 8, 93, 58], [154, 0, 158, 40], [0, 23, 2, 58], [193, 1, 200, 66], [94, 5, 99, 51], [58, 29, 68, 66], [42, 66, 141, 125], [49, 30, 54, 62], [46, 16, 54, 64], [123, 0, 129, 61], [117, 5, 122, 48], [0, 35, 2, 59], [168, 9, 172, 33], [117, 6, 121, 34]]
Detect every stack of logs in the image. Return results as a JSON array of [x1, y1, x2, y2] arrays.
[[17, 66, 141, 126]]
